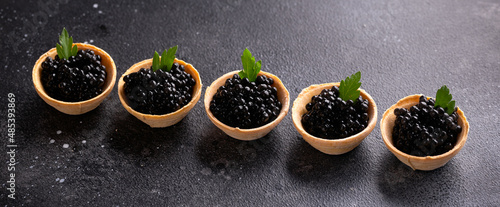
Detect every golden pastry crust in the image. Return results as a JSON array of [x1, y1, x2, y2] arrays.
[[204, 70, 290, 141], [292, 82, 378, 155], [117, 58, 202, 128], [380, 94, 470, 171], [32, 43, 117, 115]]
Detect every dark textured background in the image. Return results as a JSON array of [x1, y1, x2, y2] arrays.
[[1, 0, 499, 206]]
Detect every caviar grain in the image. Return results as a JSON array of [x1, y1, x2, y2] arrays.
[[209, 74, 282, 129], [41, 49, 107, 102], [392, 95, 462, 156], [301, 86, 369, 139], [123, 63, 195, 115]]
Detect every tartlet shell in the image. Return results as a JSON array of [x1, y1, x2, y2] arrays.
[[292, 83, 378, 155], [32, 43, 117, 115], [380, 94, 470, 171], [204, 70, 290, 141], [118, 58, 202, 128]]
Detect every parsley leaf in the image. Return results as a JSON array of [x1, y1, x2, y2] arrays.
[[152, 51, 160, 72], [238, 48, 261, 82], [434, 85, 456, 114], [163, 45, 177, 72], [338, 71, 362, 103], [56, 28, 78, 60], [152, 45, 178, 72]]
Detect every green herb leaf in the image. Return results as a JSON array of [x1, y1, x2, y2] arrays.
[[163, 45, 178, 72], [152, 45, 178, 72], [152, 51, 160, 72], [160, 50, 168, 71], [71, 44, 78, 56], [435, 85, 456, 114], [339, 71, 362, 103], [238, 48, 261, 82], [56, 28, 78, 60]]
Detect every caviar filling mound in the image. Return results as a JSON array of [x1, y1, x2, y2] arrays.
[[41, 49, 107, 102], [210, 74, 282, 129], [301, 85, 369, 139], [123, 63, 196, 115], [392, 95, 462, 156]]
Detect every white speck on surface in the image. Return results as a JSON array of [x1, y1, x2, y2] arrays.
[[49, 139, 55, 144], [89, 39, 94, 43], [93, 3, 98, 8], [98, 10, 103, 14], [24, 34, 27, 37], [56, 130, 62, 135], [79, 121, 82, 124], [62, 144, 69, 148], [101, 145, 105, 148], [30, 165, 34, 169], [55, 178, 60, 181], [35, 156, 38, 159], [201, 167, 212, 175], [84, 41, 89, 44], [82, 140, 86, 144], [59, 178, 65, 183]]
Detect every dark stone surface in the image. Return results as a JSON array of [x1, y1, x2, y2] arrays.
[[1, 0, 499, 206]]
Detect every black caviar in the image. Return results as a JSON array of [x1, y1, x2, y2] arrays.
[[123, 63, 196, 115], [209, 74, 282, 129], [41, 49, 107, 102], [392, 95, 462, 156], [301, 86, 369, 139]]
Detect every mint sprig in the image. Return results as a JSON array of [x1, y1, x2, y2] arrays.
[[56, 28, 78, 60], [152, 45, 178, 72], [339, 71, 362, 103], [435, 85, 456, 114], [238, 48, 261, 82]]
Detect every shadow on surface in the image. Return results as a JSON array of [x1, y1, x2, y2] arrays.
[[106, 113, 185, 163], [32, 101, 102, 138], [286, 138, 369, 185], [376, 151, 461, 205], [195, 126, 278, 176]]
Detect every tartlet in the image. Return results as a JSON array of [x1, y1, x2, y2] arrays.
[[292, 82, 377, 155], [32, 43, 117, 115], [380, 94, 469, 171], [118, 58, 202, 128], [204, 70, 290, 141]]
